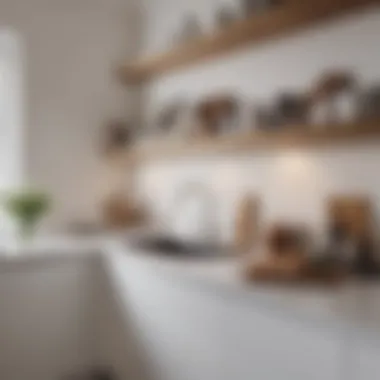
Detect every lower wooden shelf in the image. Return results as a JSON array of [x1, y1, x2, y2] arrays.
[[130, 120, 380, 161]]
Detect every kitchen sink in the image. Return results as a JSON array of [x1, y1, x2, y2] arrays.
[[130, 235, 230, 258]]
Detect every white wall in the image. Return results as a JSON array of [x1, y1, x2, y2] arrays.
[[137, 1, 380, 242], [0, 0, 142, 230]]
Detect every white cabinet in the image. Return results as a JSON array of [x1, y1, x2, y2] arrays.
[[105, 254, 380, 380], [117, 258, 342, 380], [0, 257, 96, 380], [218, 300, 341, 380], [357, 342, 380, 380], [114, 262, 225, 380], [351, 284, 380, 380]]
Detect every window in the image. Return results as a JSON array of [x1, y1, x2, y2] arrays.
[[0, 29, 23, 233]]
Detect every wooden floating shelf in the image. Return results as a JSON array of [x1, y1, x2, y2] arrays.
[[131, 120, 380, 161], [121, 0, 377, 83]]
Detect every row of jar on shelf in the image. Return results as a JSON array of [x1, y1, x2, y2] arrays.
[[142, 70, 380, 139], [171, 0, 280, 47]]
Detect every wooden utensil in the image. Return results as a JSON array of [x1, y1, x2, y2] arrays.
[[103, 192, 146, 229], [327, 196, 373, 239], [234, 195, 260, 254]]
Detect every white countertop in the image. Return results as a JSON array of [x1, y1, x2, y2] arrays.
[[109, 239, 380, 345], [1, 233, 380, 345], [0, 234, 109, 272]]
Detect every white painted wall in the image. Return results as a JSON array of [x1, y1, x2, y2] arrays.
[[137, 1, 380, 242], [0, 0, 142, 230]]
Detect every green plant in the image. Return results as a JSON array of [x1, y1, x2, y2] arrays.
[[4, 190, 51, 239]]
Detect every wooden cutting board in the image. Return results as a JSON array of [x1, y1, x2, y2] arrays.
[[327, 195, 373, 239], [234, 195, 260, 254], [103, 192, 146, 229]]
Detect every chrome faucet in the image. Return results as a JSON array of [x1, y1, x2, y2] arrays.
[[168, 181, 219, 245]]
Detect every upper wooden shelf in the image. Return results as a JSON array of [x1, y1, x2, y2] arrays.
[[130, 120, 380, 161], [121, 0, 377, 83]]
